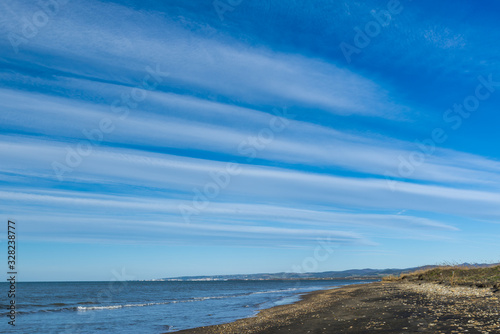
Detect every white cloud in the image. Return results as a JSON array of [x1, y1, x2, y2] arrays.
[[0, 0, 407, 118]]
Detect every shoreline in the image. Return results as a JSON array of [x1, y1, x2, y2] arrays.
[[172, 281, 500, 333]]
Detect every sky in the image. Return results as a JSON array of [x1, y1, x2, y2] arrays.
[[1, 0, 500, 281]]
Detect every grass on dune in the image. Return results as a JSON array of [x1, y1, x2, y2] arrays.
[[382, 263, 500, 288]]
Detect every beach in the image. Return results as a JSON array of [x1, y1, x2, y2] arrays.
[[8, 280, 360, 333], [175, 282, 500, 333]]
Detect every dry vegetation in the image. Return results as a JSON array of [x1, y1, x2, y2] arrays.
[[382, 263, 500, 288]]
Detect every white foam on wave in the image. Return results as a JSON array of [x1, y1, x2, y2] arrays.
[[76, 296, 225, 311], [77, 302, 169, 311], [76, 287, 303, 312]]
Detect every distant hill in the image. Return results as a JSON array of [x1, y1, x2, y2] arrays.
[[155, 266, 438, 281]]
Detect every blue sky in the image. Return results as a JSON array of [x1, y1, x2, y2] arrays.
[[1, 0, 500, 281]]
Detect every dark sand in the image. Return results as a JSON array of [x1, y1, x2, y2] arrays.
[[173, 281, 500, 333]]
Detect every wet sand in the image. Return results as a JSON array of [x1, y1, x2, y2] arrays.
[[173, 281, 500, 333]]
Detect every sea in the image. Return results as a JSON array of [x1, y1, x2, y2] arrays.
[[1, 279, 376, 333]]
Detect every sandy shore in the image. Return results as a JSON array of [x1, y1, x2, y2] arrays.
[[173, 281, 500, 333]]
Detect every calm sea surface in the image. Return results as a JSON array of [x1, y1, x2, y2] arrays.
[[1, 279, 375, 333]]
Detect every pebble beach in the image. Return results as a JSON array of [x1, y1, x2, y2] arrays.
[[174, 281, 500, 333]]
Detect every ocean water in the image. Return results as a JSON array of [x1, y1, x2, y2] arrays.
[[1, 279, 375, 333]]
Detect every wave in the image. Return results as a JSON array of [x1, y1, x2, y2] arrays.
[[77, 287, 303, 311], [1, 287, 309, 315], [1, 306, 80, 316], [78, 301, 170, 311], [76, 294, 237, 311]]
